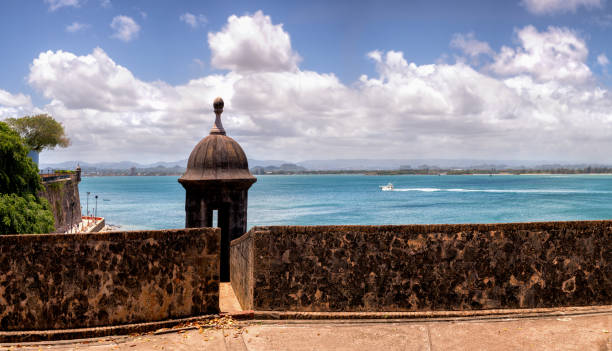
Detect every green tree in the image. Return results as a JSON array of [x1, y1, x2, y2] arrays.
[[0, 122, 41, 195], [0, 121, 55, 234], [6, 114, 70, 152], [0, 194, 54, 234]]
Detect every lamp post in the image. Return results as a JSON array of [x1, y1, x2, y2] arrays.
[[95, 195, 98, 219], [87, 192, 90, 227]]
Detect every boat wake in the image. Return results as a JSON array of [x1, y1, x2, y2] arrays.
[[389, 188, 609, 194]]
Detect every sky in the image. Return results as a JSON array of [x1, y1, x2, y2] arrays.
[[1, 0, 612, 164]]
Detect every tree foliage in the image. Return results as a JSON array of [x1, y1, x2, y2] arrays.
[[0, 122, 41, 195], [6, 114, 70, 152], [0, 121, 55, 234], [0, 194, 54, 234]]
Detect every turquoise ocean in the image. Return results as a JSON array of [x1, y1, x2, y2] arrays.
[[78, 174, 612, 230]]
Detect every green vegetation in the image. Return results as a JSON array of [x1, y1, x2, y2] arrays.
[[53, 169, 74, 174], [6, 114, 70, 152], [0, 121, 54, 234], [0, 194, 54, 234], [47, 181, 65, 191], [0, 122, 41, 195]]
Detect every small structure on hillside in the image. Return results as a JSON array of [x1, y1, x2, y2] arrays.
[[179, 97, 256, 281]]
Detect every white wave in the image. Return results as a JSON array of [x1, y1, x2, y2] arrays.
[[389, 188, 608, 194], [393, 188, 441, 192]]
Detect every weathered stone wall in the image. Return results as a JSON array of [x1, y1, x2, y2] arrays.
[[230, 228, 255, 310], [0, 228, 220, 331], [38, 175, 81, 233], [230, 222, 611, 311]]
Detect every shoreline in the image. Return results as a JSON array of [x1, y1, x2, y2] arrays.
[[81, 172, 612, 177]]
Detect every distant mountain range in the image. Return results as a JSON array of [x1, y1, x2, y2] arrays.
[[40, 160, 188, 170], [40, 158, 288, 171], [40, 158, 612, 172]]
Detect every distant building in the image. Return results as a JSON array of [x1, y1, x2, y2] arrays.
[[27, 150, 39, 165]]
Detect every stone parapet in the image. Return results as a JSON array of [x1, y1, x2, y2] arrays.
[[0, 228, 220, 331], [230, 222, 611, 311]]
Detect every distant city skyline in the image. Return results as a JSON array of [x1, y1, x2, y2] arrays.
[[1, 0, 612, 164]]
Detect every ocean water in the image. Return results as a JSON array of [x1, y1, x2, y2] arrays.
[[78, 174, 612, 230]]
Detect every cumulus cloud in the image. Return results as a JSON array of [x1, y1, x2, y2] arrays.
[[489, 25, 591, 83], [0, 90, 31, 108], [17, 12, 612, 164], [65, 22, 89, 33], [29, 48, 168, 112], [208, 11, 301, 72], [521, 0, 603, 14], [451, 32, 494, 58], [180, 12, 207, 28], [110, 15, 140, 42], [44, 0, 80, 11], [597, 54, 609, 66], [0, 89, 38, 119]]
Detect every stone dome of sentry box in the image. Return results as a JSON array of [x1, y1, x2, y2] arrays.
[[179, 97, 256, 182], [178, 97, 256, 282]]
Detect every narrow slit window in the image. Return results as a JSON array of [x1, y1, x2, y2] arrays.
[[212, 209, 218, 227]]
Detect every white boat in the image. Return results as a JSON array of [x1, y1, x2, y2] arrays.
[[380, 183, 394, 191]]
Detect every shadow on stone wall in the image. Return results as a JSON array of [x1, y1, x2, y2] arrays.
[[0, 228, 220, 331], [230, 222, 611, 312]]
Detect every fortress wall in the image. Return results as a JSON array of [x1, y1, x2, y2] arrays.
[[230, 222, 611, 311], [0, 228, 220, 331], [230, 228, 256, 309], [38, 175, 81, 233]]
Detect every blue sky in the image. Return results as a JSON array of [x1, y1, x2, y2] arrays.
[[1, 0, 612, 164]]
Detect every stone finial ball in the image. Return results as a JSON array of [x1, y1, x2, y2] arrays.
[[213, 97, 224, 110]]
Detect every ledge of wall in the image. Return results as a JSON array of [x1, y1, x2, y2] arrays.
[[0, 228, 220, 331], [230, 222, 611, 312]]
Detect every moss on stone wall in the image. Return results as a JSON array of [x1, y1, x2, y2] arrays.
[[46, 181, 64, 192]]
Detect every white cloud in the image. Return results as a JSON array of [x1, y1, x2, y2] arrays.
[[180, 12, 207, 28], [521, 0, 603, 14], [597, 54, 609, 66], [19, 12, 612, 164], [29, 48, 162, 112], [489, 26, 591, 83], [100, 0, 111, 8], [110, 15, 140, 42], [208, 10, 301, 73], [65, 22, 88, 33], [0, 89, 38, 119], [451, 32, 494, 58], [44, 0, 80, 11], [0, 90, 31, 108]]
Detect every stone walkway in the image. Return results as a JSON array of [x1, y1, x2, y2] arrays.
[[1, 311, 609, 350]]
